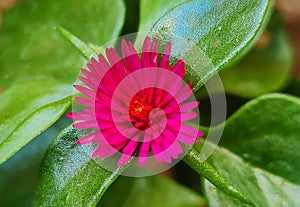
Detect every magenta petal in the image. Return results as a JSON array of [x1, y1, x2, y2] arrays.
[[172, 60, 185, 78], [150, 39, 158, 67], [137, 141, 150, 166], [177, 133, 196, 144], [122, 139, 138, 155], [79, 77, 96, 90], [73, 120, 98, 129], [121, 39, 142, 73], [180, 101, 199, 112], [75, 97, 94, 108], [176, 84, 193, 103], [92, 145, 118, 158], [117, 154, 131, 167], [76, 132, 98, 145], [67, 111, 94, 121], [159, 42, 171, 69], [105, 134, 128, 146], [97, 54, 111, 74], [141, 37, 151, 67], [164, 141, 182, 159], [180, 124, 203, 138], [74, 85, 94, 99]]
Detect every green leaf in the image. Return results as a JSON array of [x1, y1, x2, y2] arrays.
[[35, 126, 127, 207], [0, 117, 70, 207], [198, 93, 300, 206], [202, 142, 300, 207], [0, 0, 125, 88], [220, 14, 293, 98], [99, 175, 205, 207], [138, 0, 273, 90], [0, 0, 125, 163], [215, 93, 300, 184], [184, 147, 255, 206], [56, 27, 98, 61], [0, 79, 72, 165]]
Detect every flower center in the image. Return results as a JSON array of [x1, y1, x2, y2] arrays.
[[129, 94, 153, 130]]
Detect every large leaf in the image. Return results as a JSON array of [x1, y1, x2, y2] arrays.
[[0, 79, 72, 164], [220, 15, 293, 98], [198, 93, 300, 206], [0, 0, 125, 163], [35, 126, 127, 207], [202, 142, 300, 207], [99, 175, 205, 207], [0, 117, 70, 207], [138, 0, 273, 90], [214, 94, 300, 184], [0, 0, 125, 88]]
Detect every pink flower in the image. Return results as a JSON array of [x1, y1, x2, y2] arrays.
[[67, 37, 203, 167]]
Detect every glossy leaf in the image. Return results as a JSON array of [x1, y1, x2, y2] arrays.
[[138, 0, 273, 90], [197, 93, 300, 206], [202, 142, 300, 207], [220, 15, 293, 98], [0, 0, 125, 163], [0, 79, 72, 165], [35, 126, 127, 207], [215, 94, 300, 184], [99, 175, 205, 207], [184, 147, 255, 206], [0, 0, 125, 88]]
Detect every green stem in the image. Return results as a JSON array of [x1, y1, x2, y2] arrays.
[[183, 147, 257, 207]]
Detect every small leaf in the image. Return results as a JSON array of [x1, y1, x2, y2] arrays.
[[138, 0, 273, 90], [35, 126, 127, 207], [0, 79, 72, 165], [99, 175, 205, 207], [220, 14, 293, 98]]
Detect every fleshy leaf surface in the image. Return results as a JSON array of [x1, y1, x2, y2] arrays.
[[220, 15, 293, 98], [138, 0, 273, 90], [35, 126, 126, 207]]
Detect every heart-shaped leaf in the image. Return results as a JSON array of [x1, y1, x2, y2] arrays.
[[138, 0, 273, 90], [99, 175, 205, 207], [220, 14, 293, 98], [0, 0, 125, 164], [35, 126, 127, 207]]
